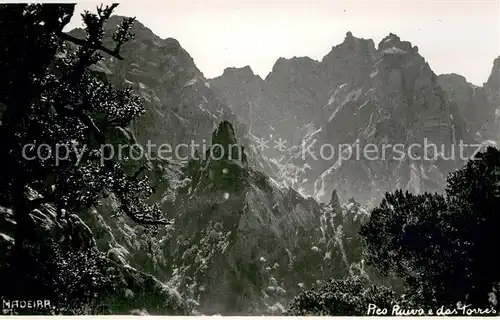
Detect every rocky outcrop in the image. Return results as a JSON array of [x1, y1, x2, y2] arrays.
[[61, 17, 372, 315], [210, 66, 282, 160], [70, 16, 246, 158], [0, 197, 191, 315], [211, 31, 476, 204], [438, 56, 500, 143], [164, 121, 368, 314], [8, 13, 494, 315], [50, 21, 372, 312]]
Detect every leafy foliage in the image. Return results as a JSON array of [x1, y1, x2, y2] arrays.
[[360, 147, 500, 309], [286, 147, 500, 315], [285, 275, 397, 316], [0, 3, 169, 225], [0, 3, 173, 312]]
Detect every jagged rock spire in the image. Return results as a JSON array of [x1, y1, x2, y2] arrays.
[[210, 120, 247, 164], [329, 189, 343, 213], [212, 120, 238, 146], [378, 32, 417, 54]]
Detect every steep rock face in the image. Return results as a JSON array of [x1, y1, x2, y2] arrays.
[[56, 116, 369, 315], [1, 15, 382, 316], [485, 57, 500, 140], [64, 17, 368, 315], [211, 32, 473, 204], [210, 66, 280, 148], [438, 56, 500, 143], [438, 74, 488, 137], [70, 16, 245, 157], [306, 33, 470, 203], [265, 57, 324, 133], [164, 121, 368, 314], [320, 32, 376, 100], [485, 57, 500, 96]]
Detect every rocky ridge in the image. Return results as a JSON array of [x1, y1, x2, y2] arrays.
[[210, 32, 497, 204], [2, 14, 496, 315], [46, 17, 373, 314]]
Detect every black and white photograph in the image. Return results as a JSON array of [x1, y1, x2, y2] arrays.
[[0, 0, 499, 316]]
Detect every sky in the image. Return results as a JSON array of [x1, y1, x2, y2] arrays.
[[65, 1, 500, 86]]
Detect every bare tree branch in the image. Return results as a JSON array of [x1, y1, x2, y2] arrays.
[[56, 30, 124, 60], [59, 105, 106, 144]]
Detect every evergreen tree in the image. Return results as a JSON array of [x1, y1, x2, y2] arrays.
[[360, 147, 500, 309], [285, 275, 397, 316]]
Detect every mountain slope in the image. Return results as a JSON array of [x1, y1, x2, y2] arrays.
[[438, 56, 500, 144], [164, 121, 369, 314], [60, 17, 373, 315], [70, 16, 245, 154], [211, 32, 476, 204], [5, 12, 494, 315]]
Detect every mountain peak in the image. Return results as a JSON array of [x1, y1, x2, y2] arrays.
[[485, 56, 500, 90], [383, 32, 401, 43], [164, 37, 181, 47], [268, 56, 319, 75], [439, 73, 469, 83], [378, 32, 417, 54], [337, 31, 376, 51], [212, 120, 238, 147], [322, 32, 376, 64], [104, 15, 162, 42], [329, 189, 341, 209], [337, 31, 375, 49], [344, 31, 356, 44], [222, 65, 255, 78]]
